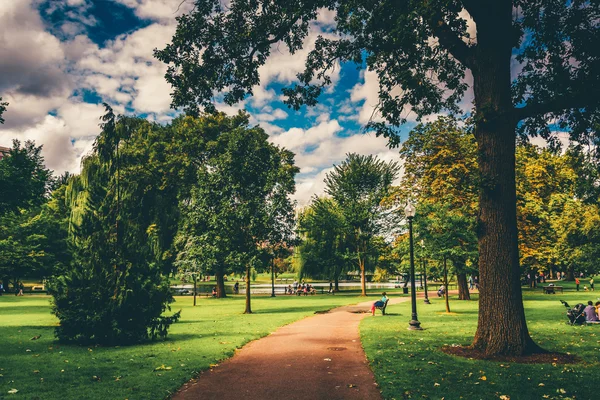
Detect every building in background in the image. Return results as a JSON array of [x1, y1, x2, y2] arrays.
[[0, 146, 9, 161]]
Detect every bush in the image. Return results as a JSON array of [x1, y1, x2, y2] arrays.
[[49, 265, 179, 345]]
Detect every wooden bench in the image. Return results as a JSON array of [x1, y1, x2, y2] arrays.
[[543, 286, 563, 294], [374, 299, 389, 315]]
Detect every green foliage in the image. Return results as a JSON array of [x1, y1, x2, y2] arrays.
[[516, 144, 600, 277], [396, 117, 478, 277], [50, 107, 180, 344], [0, 96, 7, 124], [0, 140, 53, 215], [296, 197, 351, 282], [0, 141, 64, 286], [297, 155, 400, 290], [175, 112, 298, 308]]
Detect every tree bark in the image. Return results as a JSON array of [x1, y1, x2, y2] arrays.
[[334, 275, 339, 292], [244, 265, 252, 314], [443, 257, 451, 313], [271, 259, 276, 297], [470, 5, 542, 355], [566, 265, 575, 281], [193, 273, 197, 306], [215, 270, 227, 298], [457, 272, 471, 300], [359, 257, 366, 296]]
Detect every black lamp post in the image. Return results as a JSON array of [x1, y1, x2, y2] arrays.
[[420, 240, 431, 304], [405, 203, 422, 330]]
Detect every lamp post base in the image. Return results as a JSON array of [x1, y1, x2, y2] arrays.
[[423, 298, 431, 304], [408, 320, 423, 330]]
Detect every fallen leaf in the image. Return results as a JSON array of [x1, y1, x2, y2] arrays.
[[324, 358, 332, 362]]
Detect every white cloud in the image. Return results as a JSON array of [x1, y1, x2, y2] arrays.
[[114, 0, 194, 21], [0, 115, 89, 174]]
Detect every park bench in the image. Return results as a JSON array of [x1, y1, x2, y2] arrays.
[[543, 286, 563, 294], [374, 298, 389, 315]]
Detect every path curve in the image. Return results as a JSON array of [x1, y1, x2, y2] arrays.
[[172, 297, 410, 400]]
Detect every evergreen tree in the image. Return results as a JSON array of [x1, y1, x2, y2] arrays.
[[50, 107, 180, 344]]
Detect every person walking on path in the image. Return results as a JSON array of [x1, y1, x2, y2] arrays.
[[576, 277, 580, 291]]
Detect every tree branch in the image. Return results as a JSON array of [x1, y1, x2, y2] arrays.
[[513, 90, 597, 122], [246, 16, 301, 61], [431, 17, 475, 68]]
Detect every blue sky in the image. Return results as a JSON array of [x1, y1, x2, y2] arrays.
[[0, 0, 463, 204]]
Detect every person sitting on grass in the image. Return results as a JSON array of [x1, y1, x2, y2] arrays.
[[370, 292, 389, 316], [584, 301, 599, 323], [595, 301, 600, 319], [211, 287, 217, 298]]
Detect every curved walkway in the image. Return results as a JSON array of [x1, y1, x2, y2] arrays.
[[172, 296, 411, 400]]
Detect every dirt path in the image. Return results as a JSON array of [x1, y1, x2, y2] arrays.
[[172, 297, 411, 400]]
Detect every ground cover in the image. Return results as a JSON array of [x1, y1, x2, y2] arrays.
[[361, 283, 600, 400], [0, 294, 364, 400]]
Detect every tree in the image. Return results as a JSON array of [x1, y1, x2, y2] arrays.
[[0, 140, 53, 215], [178, 112, 298, 313], [0, 187, 71, 290], [296, 197, 352, 290], [0, 97, 7, 124], [174, 235, 203, 306], [157, 0, 600, 356], [51, 108, 180, 344], [399, 117, 479, 300], [323, 153, 400, 296]]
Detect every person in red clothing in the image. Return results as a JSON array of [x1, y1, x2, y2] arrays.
[[575, 277, 580, 291]]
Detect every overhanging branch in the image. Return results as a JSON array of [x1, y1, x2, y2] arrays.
[[514, 90, 597, 122]]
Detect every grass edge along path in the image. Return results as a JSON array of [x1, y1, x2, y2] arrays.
[[361, 289, 600, 400], [0, 294, 372, 400]]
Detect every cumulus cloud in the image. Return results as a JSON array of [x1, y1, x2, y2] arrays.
[[0, 115, 94, 174], [0, 0, 74, 127]]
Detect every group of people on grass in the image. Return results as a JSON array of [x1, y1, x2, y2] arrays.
[[583, 300, 600, 323], [287, 281, 317, 295]]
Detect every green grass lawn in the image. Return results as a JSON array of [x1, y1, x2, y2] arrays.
[[0, 294, 364, 400], [361, 286, 600, 400]]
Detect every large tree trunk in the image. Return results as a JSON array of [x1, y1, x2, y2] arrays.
[[334, 275, 339, 292], [244, 265, 252, 314], [565, 265, 575, 281], [470, 6, 541, 355], [215, 270, 227, 298], [457, 273, 471, 300]]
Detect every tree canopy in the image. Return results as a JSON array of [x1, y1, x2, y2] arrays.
[[176, 112, 298, 313], [0, 140, 53, 215], [323, 153, 400, 295], [157, 0, 600, 356]]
